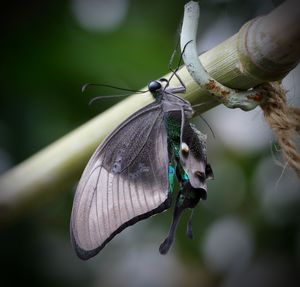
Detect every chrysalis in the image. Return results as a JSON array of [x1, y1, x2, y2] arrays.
[[70, 74, 213, 260]]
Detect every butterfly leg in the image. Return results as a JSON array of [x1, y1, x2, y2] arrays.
[[163, 39, 191, 92], [168, 40, 194, 93], [159, 187, 186, 255], [159, 162, 206, 254]]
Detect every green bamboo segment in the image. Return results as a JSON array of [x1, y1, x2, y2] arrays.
[[0, 0, 299, 222], [201, 0, 300, 89]]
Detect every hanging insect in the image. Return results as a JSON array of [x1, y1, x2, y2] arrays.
[[70, 45, 214, 260]]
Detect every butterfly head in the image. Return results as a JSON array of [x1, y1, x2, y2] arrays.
[[148, 80, 163, 101]]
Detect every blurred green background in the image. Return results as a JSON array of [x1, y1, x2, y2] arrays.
[[1, 0, 299, 286]]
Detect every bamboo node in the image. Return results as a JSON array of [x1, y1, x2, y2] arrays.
[[181, 1, 268, 112]]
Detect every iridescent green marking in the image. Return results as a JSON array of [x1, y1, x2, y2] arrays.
[[176, 162, 189, 183], [168, 165, 175, 193], [165, 113, 190, 187], [165, 114, 181, 160]]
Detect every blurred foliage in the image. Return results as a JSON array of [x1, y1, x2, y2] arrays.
[[0, 0, 299, 287]]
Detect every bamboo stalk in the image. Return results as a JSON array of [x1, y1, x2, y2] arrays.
[[0, 0, 299, 222], [200, 0, 300, 89], [181, 1, 265, 111]]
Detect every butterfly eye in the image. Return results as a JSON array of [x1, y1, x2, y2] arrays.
[[148, 81, 162, 92]]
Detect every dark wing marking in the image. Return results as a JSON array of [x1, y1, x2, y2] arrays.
[[70, 103, 170, 260]]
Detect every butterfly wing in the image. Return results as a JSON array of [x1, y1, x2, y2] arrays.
[[160, 95, 210, 190], [70, 103, 171, 260], [179, 112, 211, 190]]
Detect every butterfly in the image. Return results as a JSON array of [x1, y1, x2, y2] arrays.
[[70, 72, 213, 260]]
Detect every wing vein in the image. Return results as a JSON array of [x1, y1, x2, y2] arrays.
[[107, 173, 113, 235], [95, 166, 103, 244], [129, 180, 135, 214], [122, 175, 130, 222], [120, 111, 163, 172], [98, 104, 161, 154], [101, 169, 108, 239]]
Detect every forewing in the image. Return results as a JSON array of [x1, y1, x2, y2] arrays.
[[71, 103, 170, 259]]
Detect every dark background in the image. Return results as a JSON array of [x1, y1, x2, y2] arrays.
[[1, 0, 299, 286]]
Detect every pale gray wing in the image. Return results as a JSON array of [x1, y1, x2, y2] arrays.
[[70, 103, 170, 260]]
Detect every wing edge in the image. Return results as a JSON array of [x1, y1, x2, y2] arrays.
[[70, 193, 171, 260]]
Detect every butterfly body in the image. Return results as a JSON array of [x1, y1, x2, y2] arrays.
[[71, 80, 213, 260]]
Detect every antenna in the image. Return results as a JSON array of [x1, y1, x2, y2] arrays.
[[82, 83, 148, 94]]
